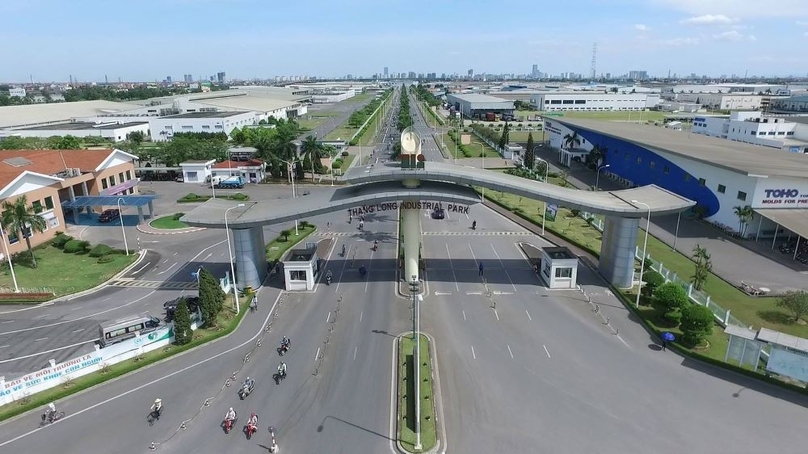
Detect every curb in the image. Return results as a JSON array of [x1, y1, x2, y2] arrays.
[[393, 332, 445, 454], [137, 223, 206, 236], [61, 249, 150, 302]]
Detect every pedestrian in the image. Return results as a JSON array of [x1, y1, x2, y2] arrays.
[[359, 220, 364, 231], [661, 340, 667, 351], [478, 262, 484, 276]]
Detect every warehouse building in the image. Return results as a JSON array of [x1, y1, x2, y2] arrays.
[[445, 93, 514, 120], [3, 121, 149, 143], [147, 111, 257, 142], [530, 92, 660, 112]]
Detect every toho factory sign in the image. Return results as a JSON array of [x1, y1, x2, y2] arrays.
[[760, 188, 808, 205]]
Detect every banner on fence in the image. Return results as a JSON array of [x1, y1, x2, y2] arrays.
[[545, 204, 558, 222], [1, 353, 102, 398]]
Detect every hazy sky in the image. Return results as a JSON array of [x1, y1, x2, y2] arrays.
[[2, 0, 808, 82]]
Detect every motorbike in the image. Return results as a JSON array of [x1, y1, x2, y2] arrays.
[[277, 341, 290, 356], [341, 245, 346, 257], [472, 221, 477, 230], [273, 370, 287, 385], [42, 409, 65, 425], [246, 422, 258, 439], [224, 414, 238, 434], [238, 380, 255, 399], [372, 241, 378, 251], [326, 272, 332, 285], [359, 265, 367, 279]]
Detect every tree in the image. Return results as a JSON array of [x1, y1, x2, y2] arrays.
[[127, 131, 145, 145], [279, 229, 292, 242], [172, 299, 193, 345], [198, 268, 225, 327], [654, 282, 688, 311], [1, 195, 47, 268], [642, 270, 665, 297], [524, 132, 535, 170], [777, 290, 808, 322], [680, 305, 714, 347], [498, 122, 510, 150], [54, 135, 82, 149], [300, 135, 324, 174], [690, 244, 712, 291], [732, 205, 754, 237], [562, 131, 581, 150], [586, 145, 606, 168]]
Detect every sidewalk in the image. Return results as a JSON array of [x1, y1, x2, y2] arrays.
[[529, 145, 807, 294]]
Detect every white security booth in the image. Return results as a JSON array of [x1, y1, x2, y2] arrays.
[[179, 159, 216, 183], [539, 247, 579, 289], [282, 244, 323, 291]]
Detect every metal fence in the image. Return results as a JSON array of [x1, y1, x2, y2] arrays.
[[634, 246, 750, 329]]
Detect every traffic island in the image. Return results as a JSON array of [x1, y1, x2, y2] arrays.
[[149, 213, 190, 230], [397, 333, 437, 453]]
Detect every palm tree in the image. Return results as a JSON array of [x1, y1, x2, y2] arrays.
[[587, 145, 606, 167], [1, 195, 47, 268], [300, 135, 323, 174], [733, 205, 754, 236], [691, 244, 711, 291], [562, 132, 581, 150]]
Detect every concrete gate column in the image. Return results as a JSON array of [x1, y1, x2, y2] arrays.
[[232, 226, 266, 290], [401, 202, 422, 283], [599, 215, 640, 288]]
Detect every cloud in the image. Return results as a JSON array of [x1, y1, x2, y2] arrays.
[[805, 31, 808, 37], [799, 21, 808, 26], [656, 37, 699, 46], [653, 0, 808, 18], [713, 30, 757, 41], [682, 14, 736, 25], [634, 24, 650, 31]]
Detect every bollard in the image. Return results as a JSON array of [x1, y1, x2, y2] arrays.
[[225, 379, 231, 387], [149, 442, 156, 450], [181, 422, 187, 430], [204, 398, 211, 407]]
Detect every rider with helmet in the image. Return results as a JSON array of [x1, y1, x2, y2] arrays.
[[151, 399, 163, 419], [278, 361, 287, 377], [248, 413, 259, 428], [225, 407, 236, 422]]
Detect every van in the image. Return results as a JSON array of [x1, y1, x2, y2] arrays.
[[98, 313, 160, 348]]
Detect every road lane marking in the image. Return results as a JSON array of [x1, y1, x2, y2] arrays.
[[102, 297, 111, 302], [353, 346, 358, 361], [543, 345, 551, 359], [617, 335, 631, 348], [445, 244, 460, 292], [315, 347, 321, 362], [490, 243, 517, 292], [359, 311, 363, 323], [466, 292, 482, 295], [72, 328, 84, 333], [470, 345, 476, 359], [525, 310, 532, 321], [325, 312, 331, 323], [507, 345, 514, 359], [467, 243, 478, 264], [156, 262, 178, 275], [493, 291, 514, 295], [494, 309, 500, 321], [0, 320, 13, 324], [34, 337, 48, 342], [462, 310, 466, 321], [434, 292, 452, 296], [33, 313, 50, 319], [0, 345, 8, 349]]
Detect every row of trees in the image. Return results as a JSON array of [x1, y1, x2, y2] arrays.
[[397, 86, 413, 132], [347, 90, 391, 129], [0, 135, 87, 150], [642, 275, 715, 347], [173, 267, 228, 345], [412, 84, 441, 107]]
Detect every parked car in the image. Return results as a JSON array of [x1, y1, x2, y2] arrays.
[[431, 207, 445, 220], [98, 209, 120, 223], [164, 296, 200, 322], [175, 175, 184, 182]]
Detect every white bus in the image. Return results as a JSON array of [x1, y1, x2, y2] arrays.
[[98, 313, 160, 348]]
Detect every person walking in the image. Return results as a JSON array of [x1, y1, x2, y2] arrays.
[[478, 262, 484, 276]]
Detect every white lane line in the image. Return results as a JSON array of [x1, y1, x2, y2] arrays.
[[525, 310, 532, 321], [204, 252, 212, 261], [353, 346, 358, 361], [315, 347, 321, 362], [462, 310, 467, 321], [156, 262, 178, 275], [617, 335, 631, 348], [467, 243, 478, 265], [173, 252, 179, 256], [131, 263, 149, 275], [507, 345, 514, 359], [434, 292, 452, 296], [359, 311, 363, 323], [69, 306, 83, 312], [34, 337, 48, 342], [490, 243, 517, 292], [0, 345, 8, 349], [33, 313, 50, 320], [543, 345, 552, 359], [445, 244, 460, 292], [101, 297, 111, 302], [470, 345, 476, 360], [494, 309, 500, 321], [325, 312, 331, 323], [72, 328, 84, 333], [0, 320, 13, 324], [466, 291, 482, 295]]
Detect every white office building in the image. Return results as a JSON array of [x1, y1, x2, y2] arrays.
[[148, 111, 256, 142], [692, 112, 808, 153], [675, 92, 763, 111], [529, 92, 660, 112]]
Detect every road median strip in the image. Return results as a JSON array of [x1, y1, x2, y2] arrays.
[[396, 333, 438, 453]]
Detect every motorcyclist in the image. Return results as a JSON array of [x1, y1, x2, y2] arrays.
[[278, 361, 287, 377], [248, 413, 259, 428], [373, 240, 379, 251], [281, 336, 290, 348], [243, 377, 254, 391], [472, 220, 477, 230], [151, 399, 163, 418], [326, 269, 333, 283], [44, 402, 57, 421], [225, 407, 236, 422], [341, 244, 346, 256]]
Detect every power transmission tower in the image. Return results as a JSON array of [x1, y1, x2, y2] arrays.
[[590, 43, 597, 80]]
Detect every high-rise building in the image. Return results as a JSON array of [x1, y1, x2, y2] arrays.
[[384, 67, 389, 78], [628, 70, 648, 81], [166, 76, 172, 84], [468, 69, 474, 78], [217, 71, 226, 83], [531, 64, 539, 79]]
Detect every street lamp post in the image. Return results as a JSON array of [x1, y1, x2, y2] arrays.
[[224, 204, 246, 315], [281, 159, 300, 235], [478, 142, 486, 200], [537, 157, 549, 236], [595, 164, 611, 191], [408, 276, 423, 451], [116, 197, 129, 256], [631, 200, 651, 308], [0, 222, 19, 293]]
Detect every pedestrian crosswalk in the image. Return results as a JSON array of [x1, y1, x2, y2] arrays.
[[107, 279, 198, 290], [315, 231, 532, 237]]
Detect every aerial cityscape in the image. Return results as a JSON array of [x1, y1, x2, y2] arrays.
[[1, 1, 808, 454]]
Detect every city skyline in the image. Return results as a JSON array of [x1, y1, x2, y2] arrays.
[[2, 0, 808, 82]]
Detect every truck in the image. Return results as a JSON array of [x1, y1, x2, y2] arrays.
[[213, 176, 245, 189], [485, 112, 496, 121]]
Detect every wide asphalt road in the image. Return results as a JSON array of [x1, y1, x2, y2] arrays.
[[421, 203, 808, 454], [0, 208, 411, 454]]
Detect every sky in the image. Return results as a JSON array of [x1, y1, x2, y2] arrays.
[[2, 0, 808, 83]]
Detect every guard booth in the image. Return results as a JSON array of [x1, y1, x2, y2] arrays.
[[282, 243, 323, 291], [538, 247, 579, 289]]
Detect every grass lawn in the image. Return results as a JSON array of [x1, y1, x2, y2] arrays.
[[149, 214, 189, 230], [0, 244, 136, 297], [265, 223, 317, 262], [442, 133, 499, 159], [340, 153, 356, 170], [398, 334, 437, 453], [298, 111, 341, 130], [508, 130, 543, 143], [325, 125, 359, 142]]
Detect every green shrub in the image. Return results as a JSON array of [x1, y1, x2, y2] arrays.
[[341, 151, 349, 157], [52, 234, 74, 249], [654, 282, 688, 311], [642, 270, 665, 297], [229, 193, 249, 201], [63, 240, 87, 254], [88, 244, 114, 258], [680, 305, 715, 347], [96, 255, 114, 264], [172, 213, 185, 221], [332, 160, 343, 169], [181, 193, 200, 201], [663, 310, 682, 325]]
